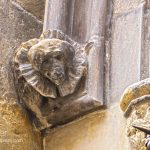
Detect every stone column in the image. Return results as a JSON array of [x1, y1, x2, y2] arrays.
[[72, 0, 107, 103], [43, 0, 72, 34]]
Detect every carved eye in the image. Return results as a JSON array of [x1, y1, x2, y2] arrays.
[[55, 55, 62, 61], [43, 59, 49, 64], [41, 59, 51, 71]]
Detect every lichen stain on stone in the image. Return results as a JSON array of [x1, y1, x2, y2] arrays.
[[0, 100, 42, 150]]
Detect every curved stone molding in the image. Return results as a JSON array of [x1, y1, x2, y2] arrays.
[[120, 78, 150, 150], [120, 78, 150, 112], [13, 29, 101, 130]]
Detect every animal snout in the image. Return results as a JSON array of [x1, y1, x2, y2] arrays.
[[53, 71, 64, 79]]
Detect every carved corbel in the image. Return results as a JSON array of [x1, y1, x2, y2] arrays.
[[120, 78, 150, 150], [12, 29, 102, 130]]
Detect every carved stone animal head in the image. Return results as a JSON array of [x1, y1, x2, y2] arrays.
[[28, 39, 75, 86], [14, 30, 91, 98], [13, 30, 95, 130]]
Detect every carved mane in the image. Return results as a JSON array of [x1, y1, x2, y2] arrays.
[[14, 30, 87, 98]]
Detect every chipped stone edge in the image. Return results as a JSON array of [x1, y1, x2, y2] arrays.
[[124, 95, 150, 118]]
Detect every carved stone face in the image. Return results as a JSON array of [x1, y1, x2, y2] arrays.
[[14, 31, 88, 98], [28, 39, 75, 86], [13, 30, 93, 130]]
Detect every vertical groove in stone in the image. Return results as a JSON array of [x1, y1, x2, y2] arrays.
[[71, 0, 93, 42], [140, 3, 149, 80], [67, 0, 75, 36], [104, 0, 114, 106], [89, 0, 108, 37], [43, 0, 50, 31], [72, 0, 108, 102], [140, 2, 150, 79]]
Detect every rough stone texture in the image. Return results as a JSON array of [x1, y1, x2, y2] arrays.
[[0, 0, 43, 149], [44, 106, 129, 150], [119, 72, 150, 149], [113, 0, 145, 14], [145, 0, 150, 9], [141, 8, 150, 80], [0, 0, 43, 103], [13, 29, 90, 129], [123, 96, 150, 150], [0, 0, 149, 150], [12, 0, 45, 20], [120, 78, 150, 112], [143, 9, 150, 78], [0, 101, 42, 150], [110, 5, 144, 104]]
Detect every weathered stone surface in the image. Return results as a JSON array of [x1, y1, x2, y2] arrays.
[[44, 0, 107, 106], [13, 29, 100, 129], [122, 96, 150, 150], [0, 100, 42, 150], [0, 0, 43, 103], [140, 9, 150, 80], [113, 0, 144, 14], [110, 5, 143, 104], [12, 0, 45, 20], [119, 79, 150, 149], [41, 0, 107, 132], [143, 9, 150, 78], [146, 0, 150, 8], [43, 0, 72, 34], [44, 106, 129, 150], [120, 78, 150, 112], [0, 1, 43, 149]]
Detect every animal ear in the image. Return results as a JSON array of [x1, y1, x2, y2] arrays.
[[84, 41, 94, 55]]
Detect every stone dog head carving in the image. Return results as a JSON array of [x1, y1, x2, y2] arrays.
[[14, 30, 90, 99], [28, 39, 75, 86], [13, 30, 94, 129]]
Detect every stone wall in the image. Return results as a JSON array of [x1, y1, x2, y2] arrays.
[[0, 0, 43, 149], [0, 0, 43, 103], [12, 0, 45, 20], [0, 101, 43, 150]]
